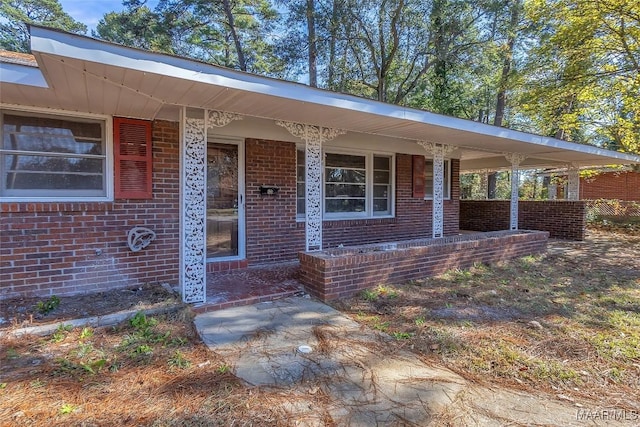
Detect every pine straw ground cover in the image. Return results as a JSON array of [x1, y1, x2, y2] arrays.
[[336, 228, 640, 410], [0, 228, 638, 425], [0, 309, 319, 426]]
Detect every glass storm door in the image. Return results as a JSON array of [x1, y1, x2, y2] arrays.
[[206, 141, 244, 259]]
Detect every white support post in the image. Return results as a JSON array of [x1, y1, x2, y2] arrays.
[[180, 109, 243, 304], [567, 165, 580, 200], [276, 121, 345, 251], [504, 153, 527, 231], [480, 170, 489, 200], [548, 183, 557, 200], [418, 141, 457, 238], [180, 108, 207, 303]]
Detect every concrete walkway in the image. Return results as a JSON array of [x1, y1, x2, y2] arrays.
[[194, 297, 635, 426]]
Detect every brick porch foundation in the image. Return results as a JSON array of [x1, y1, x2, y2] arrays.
[[298, 230, 549, 302]]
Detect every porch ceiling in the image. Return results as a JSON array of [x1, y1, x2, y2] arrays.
[[1, 25, 639, 172]]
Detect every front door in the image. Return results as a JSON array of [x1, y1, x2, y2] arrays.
[[206, 139, 245, 260]]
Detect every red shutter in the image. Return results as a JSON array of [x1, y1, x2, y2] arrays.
[[114, 117, 153, 199], [412, 155, 425, 198]]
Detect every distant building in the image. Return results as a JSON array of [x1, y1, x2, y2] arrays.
[[541, 167, 640, 201]]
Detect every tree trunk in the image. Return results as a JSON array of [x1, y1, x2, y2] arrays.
[[306, 0, 318, 87], [327, 0, 339, 88], [542, 175, 551, 199], [494, 0, 520, 127], [487, 173, 497, 199], [222, 0, 247, 71]]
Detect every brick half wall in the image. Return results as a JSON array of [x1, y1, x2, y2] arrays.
[[299, 230, 549, 301], [460, 200, 586, 240]]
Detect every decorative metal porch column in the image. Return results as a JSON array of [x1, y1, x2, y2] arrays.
[[567, 164, 580, 200], [276, 121, 345, 251], [480, 170, 489, 200], [548, 182, 558, 200], [418, 141, 457, 238], [180, 108, 243, 304], [504, 153, 527, 230]]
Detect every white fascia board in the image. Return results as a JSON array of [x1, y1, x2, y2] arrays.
[[0, 62, 48, 87], [30, 26, 640, 165]]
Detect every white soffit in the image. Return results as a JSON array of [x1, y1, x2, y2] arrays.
[[15, 25, 640, 169]]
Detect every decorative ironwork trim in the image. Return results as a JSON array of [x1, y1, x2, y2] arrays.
[[567, 165, 580, 200], [181, 115, 207, 303], [276, 120, 346, 251], [417, 141, 457, 238], [504, 153, 526, 230], [208, 110, 243, 128]]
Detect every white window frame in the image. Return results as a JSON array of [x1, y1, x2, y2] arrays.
[[296, 146, 395, 221], [423, 158, 451, 201], [0, 105, 113, 202]]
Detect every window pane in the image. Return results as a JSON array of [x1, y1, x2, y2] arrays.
[[373, 199, 388, 213], [444, 162, 450, 196], [326, 198, 366, 213], [374, 156, 389, 170], [325, 168, 366, 183], [325, 183, 365, 198], [4, 154, 103, 173], [297, 150, 305, 216], [374, 170, 389, 184], [5, 172, 102, 190], [1, 113, 106, 197], [5, 133, 103, 155], [3, 115, 102, 141], [373, 184, 388, 198], [325, 153, 365, 169]]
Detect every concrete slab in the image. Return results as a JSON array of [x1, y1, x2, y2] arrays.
[[195, 296, 467, 425], [195, 297, 623, 426]]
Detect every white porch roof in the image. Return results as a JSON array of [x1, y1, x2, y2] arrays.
[[1, 25, 639, 172]]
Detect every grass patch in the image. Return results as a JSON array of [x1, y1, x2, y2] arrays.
[[360, 284, 400, 302]]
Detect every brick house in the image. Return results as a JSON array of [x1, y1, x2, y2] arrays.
[[559, 168, 640, 201], [2, 26, 639, 303], [581, 170, 640, 201]]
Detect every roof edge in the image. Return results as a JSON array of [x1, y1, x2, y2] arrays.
[[26, 25, 640, 165]]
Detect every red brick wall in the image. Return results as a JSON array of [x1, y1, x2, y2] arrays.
[[299, 230, 549, 301], [581, 171, 640, 201], [245, 139, 304, 263], [0, 120, 180, 298], [460, 200, 586, 240], [244, 142, 460, 264], [1, 125, 462, 298]]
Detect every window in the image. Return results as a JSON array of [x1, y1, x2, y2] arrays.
[[325, 153, 367, 214], [296, 149, 306, 215], [373, 156, 391, 215], [297, 149, 394, 219], [1, 110, 107, 199], [424, 158, 451, 200]]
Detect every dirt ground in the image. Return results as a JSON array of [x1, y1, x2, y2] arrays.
[[0, 283, 179, 331]]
